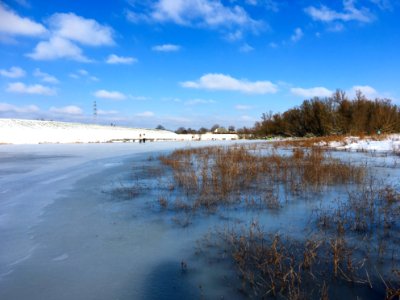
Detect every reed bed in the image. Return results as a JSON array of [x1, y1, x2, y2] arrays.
[[206, 221, 399, 299], [158, 145, 365, 212]]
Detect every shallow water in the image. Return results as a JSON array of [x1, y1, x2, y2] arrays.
[[0, 142, 399, 299]]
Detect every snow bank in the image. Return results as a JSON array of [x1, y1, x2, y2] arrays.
[[0, 119, 240, 145], [329, 135, 400, 153]]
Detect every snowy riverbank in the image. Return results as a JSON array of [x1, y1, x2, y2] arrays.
[[0, 119, 239, 144], [327, 135, 400, 153]]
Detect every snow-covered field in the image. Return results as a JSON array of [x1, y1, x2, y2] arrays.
[[0, 119, 239, 144]]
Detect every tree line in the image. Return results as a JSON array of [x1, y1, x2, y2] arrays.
[[253, 90, 400, 137]]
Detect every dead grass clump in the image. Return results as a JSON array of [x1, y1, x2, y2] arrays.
[[217, 223, 370, 299]]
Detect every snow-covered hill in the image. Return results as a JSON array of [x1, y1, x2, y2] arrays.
[[0, 119, 240, 144], [0, 119, 179, 144]]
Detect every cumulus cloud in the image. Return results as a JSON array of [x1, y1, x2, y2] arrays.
[[135, 111, 154, 117], [27, 13, 114, 61], [152, 44, 181, 52], [69, 69, 98, 81], [127, 0, 263, 36], [181, 73, 278, 94], [305, 0, 374, 23], [291, 27, 303, 42], [48, 13, 114, 46], [27, 36, 90, 61], [350, 85, 379, 98], [106, 54, 137, 64], [94, 89, 127, 100], [6, 82, 56, 96], [49, 105, 83, 115], [0, 3, 47, 37], [290, 86, 333, 98], [0, 102, 39, 113], [33, 68, 59, 84], [0, 66, 26, 78]]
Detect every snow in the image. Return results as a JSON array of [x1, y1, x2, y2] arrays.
[[328, 134, 400, 153], [0, 119, 239, 144]]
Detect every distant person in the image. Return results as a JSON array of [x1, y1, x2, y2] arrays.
[[143, 134, 146, 143], [139, 134, 142, 143]]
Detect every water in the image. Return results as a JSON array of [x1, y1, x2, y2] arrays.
[[0, 142, 399, 299]]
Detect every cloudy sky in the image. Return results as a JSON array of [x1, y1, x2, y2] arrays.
[[0, 0, 399, 129]]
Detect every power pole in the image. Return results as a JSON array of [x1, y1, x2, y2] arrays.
[[93, 100, 97, 123]]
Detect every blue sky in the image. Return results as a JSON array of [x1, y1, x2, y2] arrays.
[[0, 0, 399, 129]]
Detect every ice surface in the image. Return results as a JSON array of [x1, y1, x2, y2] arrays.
[[1, 140, 399, 300], [0, 141, 249, 300]]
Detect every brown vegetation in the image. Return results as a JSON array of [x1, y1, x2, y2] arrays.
[[254, 91, 400, 137], [158, 144, 365, 212]]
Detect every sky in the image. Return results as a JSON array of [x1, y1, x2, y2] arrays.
[[0, 0, 400, 130]]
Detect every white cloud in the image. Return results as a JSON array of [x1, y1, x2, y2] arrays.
[[106, 54, 137, 64], [33, 68, 59, 84], [127, 0, 262, 35], [370, 0, 393, 10], [6, 82, 56, 96], [152, 44, 181, 52], [49, 105, 82, 115], [27, 13, 114, 61], [0, 102, 39, 113], [0, 66, 26, 78], [130, 95, 150, 101], [291, 27, 303, 42], [239, 43, 254, 53], [97, 109, 118, 115], [245, 0, 280, 12], [27, 36, 90, 61], [225, 30, 243, 41], [305, 1, 374, 23], [135, 111, 154, 117], [235, 104, 252, 110], [0, 3, 47, 37], [290, 86, 333, 98], [181, 73, 278, 94], [69, 69, 99, 81], [94, 90, 127, 100], [48, 13, 114, 46], [184, 99, 215, 105], [350, 85, 379, 98]]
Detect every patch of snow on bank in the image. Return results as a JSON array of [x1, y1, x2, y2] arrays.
[[329, 135, 400, 153]]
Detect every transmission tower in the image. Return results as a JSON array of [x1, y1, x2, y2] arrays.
[[93, 100, 97, 123]]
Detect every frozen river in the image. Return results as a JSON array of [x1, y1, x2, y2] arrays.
[[0, 142, 249, 300], [1, 142, 399, 300]]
